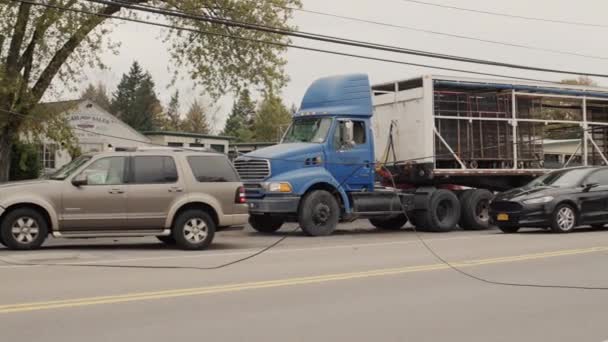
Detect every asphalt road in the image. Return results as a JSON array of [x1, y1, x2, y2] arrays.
[[2, 222, 608, 341]]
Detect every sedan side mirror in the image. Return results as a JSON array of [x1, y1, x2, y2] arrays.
[[583, 182, 599, 192], [71, 174, 88, 187]]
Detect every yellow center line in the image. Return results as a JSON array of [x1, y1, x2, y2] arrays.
[[1, 246, 607, 314]]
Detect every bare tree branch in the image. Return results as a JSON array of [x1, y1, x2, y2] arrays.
[[17, 0, 78, 71], [5, 2, 32, 70], [31, 0, 149, 103]]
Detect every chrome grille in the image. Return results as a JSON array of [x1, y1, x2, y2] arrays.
[[234, 158, 271, 181]]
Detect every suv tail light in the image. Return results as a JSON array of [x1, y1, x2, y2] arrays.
[[235, 186, 246, 204]]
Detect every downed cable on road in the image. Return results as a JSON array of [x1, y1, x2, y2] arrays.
[[0, 226, 298, 270], [1, 108, 608, 289], [379, 164, 608, 291]]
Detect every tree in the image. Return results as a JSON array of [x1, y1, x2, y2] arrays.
[[222, 89, 255, 142], [111, 61, 162, 132], [81, 82, 111, 112], [0, 1, 299, 181], [182, 99, 210, 134], [252, 94, 292, 142], [165, 90, 181, 131], [561, 76, 598, 87]]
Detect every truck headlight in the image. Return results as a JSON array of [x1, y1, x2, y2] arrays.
[[265, 182, 293, 193], [523, 196, 554, 205]]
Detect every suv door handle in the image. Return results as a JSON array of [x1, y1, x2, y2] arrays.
[[109, 189, 124, 194], [169, 187, 184, 193]]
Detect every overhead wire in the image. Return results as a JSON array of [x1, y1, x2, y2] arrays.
[[399, 0, 608, 29], [81, 0, 608, 79], [14, 0, 563, 84], [269, 2, 608, 61]]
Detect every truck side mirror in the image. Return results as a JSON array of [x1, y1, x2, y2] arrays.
[[340, 121, 355, 149]]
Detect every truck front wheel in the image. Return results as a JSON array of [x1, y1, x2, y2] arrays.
[[369, 215, 408, 230], [249, 215, 284, 234], [414, 190, 460, 232], [298, 190, 340, 236]]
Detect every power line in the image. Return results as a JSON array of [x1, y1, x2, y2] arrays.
[[15, 0, 561, 83], [83, 0, 608, 79], [282, 4, 608, 61], [399, 0, 608, 29]]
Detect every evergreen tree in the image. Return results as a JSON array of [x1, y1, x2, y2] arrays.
[[252, 94, 293, 142], [182, 99, 210, 134], [81, 82, 112, 112], [222, 89, 256, 142], [110, 61, 162, 131], [166, 90, 182, 131]]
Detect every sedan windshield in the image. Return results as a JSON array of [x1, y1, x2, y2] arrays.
[[48, 155, 92, 180], [527, 168, 591, 188], [282, 117, 332, 144]]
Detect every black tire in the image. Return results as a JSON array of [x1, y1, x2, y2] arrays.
[[0, 208, 48, 250], [249, 215, 284, 234], [498, 226, 520, 234], [156, 235, 176, 245], [298, 190, 340, 236], [369, 215, 408, 230], [460, 189, 494, 230], [172, 210, 216, 250], [414, 190, 461, 232], [550, 203, 577, 233]]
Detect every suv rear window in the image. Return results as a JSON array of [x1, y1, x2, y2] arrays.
[[188, 156, 239, 182], [132, 156, 178, 184]]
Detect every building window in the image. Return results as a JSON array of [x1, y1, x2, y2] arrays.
[[210, 144, 225, 153], [167, 142, 183, 147], [39, 144, 57, 169], [190, 143, 205, 148]]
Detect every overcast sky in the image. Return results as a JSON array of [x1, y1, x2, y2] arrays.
[[68, 0, 608, 133]]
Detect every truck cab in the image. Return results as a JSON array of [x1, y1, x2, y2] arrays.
[[235, 74, 411, 236]]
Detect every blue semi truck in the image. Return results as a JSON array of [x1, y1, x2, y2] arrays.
[[234, 73, 607, 235]]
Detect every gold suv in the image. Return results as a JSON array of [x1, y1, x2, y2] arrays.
[[0, 149, 248, 250]]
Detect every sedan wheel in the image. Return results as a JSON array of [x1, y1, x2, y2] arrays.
[[551, 204, 577, 233]]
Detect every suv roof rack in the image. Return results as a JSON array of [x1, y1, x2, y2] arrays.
[[112, 146, 216, 153]]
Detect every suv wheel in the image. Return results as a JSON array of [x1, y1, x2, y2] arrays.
[[0, 208, 48, 250], [172, 210, 216, 250], [249, 215, 284, 233]]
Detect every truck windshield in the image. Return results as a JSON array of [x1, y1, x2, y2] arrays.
[[282, 117, 332, 144]]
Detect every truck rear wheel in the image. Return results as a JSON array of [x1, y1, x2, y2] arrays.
[[249, 215, 284, 234], [460, 189, 493, 230], [369, 215, 408, 230], [413, 190, 460, 232], [298, 190, 340, 236]]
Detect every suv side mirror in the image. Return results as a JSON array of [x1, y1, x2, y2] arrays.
[[71, 174, 88, 187], [339, 121, 355, 150], [583, 182, 599, 192]]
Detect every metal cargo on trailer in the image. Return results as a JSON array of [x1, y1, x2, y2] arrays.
[[371, 75, 608, 191]]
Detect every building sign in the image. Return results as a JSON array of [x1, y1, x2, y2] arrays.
[[69, 113, 113, 138]]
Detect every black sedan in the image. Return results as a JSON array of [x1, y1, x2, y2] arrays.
[[490, 166, 608, 233]]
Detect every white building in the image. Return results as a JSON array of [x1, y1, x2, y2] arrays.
[[40, 99, 151, 172], [143, 131, 232, 153]]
